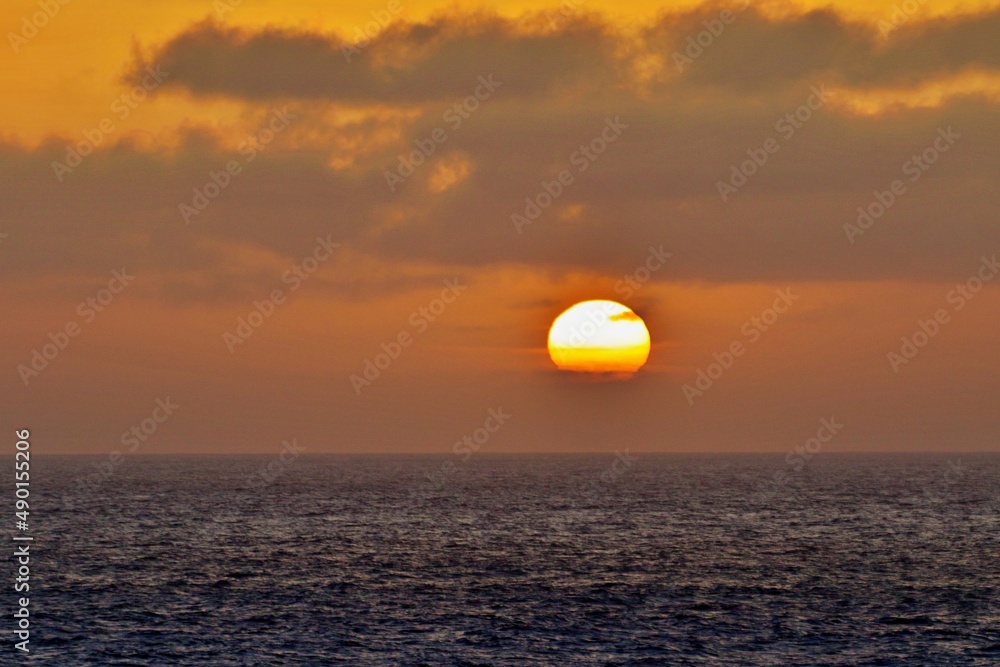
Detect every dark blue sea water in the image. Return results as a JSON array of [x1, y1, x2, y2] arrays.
[[15, 454, 1000, 665]]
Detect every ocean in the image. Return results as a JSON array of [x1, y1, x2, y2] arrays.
[[21, 453, 1000, 665]]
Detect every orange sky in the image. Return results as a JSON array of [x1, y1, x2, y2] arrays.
[[2, 0, 998, 453], [5, 0, 1000, 142]]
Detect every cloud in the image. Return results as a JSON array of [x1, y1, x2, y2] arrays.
[[130, 15, 617, 103], [4, 8, 1000, 305], [133, 8, 1000, 104], [4, 87, 996, 296], [645, 6, 1000, 91]]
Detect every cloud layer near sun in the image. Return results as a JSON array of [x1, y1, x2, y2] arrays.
[[4, 5, 1000, 297]]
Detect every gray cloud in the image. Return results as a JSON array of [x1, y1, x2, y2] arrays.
[[4, 92, 997, 297], [647, 6, 1000, 91], [131, 16, 616, 103], [134, 9, 1000, 103], [4, 9, 1000, 304]]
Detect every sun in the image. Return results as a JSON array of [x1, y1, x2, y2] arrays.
[[547, 300, 650, 375]]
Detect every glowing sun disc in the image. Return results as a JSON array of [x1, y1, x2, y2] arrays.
[[547, 300, 650, 374]]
